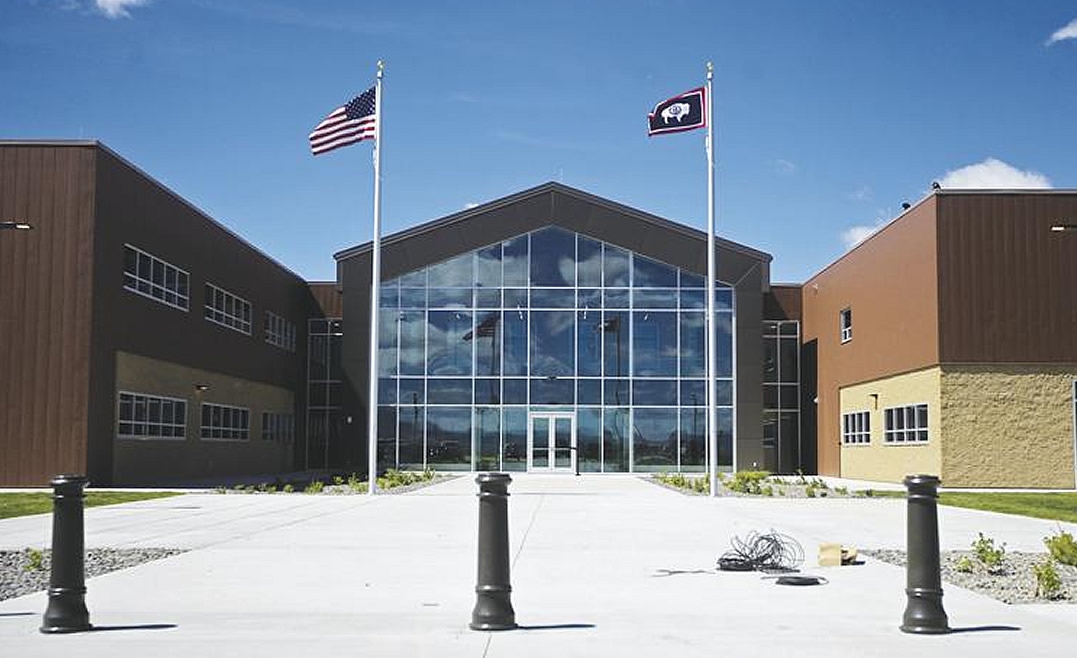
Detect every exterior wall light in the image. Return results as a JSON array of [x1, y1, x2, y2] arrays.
[[1, 221, 33, 230], [193, 384, 209, 392], [1050, 224, 1076, 232]]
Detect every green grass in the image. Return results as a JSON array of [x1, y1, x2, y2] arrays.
[[864, 490, 1077, 523], [0, 491, 182, 520]]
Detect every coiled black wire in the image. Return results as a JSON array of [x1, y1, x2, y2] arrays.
[[717, 530, 804, 573]]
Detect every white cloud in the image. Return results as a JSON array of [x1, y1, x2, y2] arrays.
[[936, 158, 1052, 189], [96, 0, 149, 19], [1047, 18, 1077, 46], [848, 185, 872, 202], [840, 222, 884, 250], [774, 159, 797, 175]]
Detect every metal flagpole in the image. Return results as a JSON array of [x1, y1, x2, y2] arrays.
[[705, 62, 719, 497], [366, 61, 385, 495]]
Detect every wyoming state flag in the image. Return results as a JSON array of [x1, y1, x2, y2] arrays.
[[647, 87, 706, 136]]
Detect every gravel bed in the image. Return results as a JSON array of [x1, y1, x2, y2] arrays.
[[1, 548, 185, 602], [862, 549, 1077, 604]]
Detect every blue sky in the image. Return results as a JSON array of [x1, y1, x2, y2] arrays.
[[4, 1, 1076, 283]]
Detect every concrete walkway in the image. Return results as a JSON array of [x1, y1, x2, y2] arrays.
[[2, 474, 1076, 657]]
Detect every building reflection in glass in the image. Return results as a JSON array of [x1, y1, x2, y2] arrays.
[[374, 227, 735, 473]]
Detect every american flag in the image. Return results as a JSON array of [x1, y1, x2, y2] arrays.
[[309, 87, 377, 155]]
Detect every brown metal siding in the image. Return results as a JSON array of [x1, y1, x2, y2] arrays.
[[801, 197, 940, 476], [0, 145, 96, 486], [937, 194, 1077, 363], [765, 285, 803, 321], [90, 147, 318, 484], [308, 282, 343, 318]]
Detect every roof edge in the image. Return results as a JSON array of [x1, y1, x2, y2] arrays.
[[334, 181, 772, 264]]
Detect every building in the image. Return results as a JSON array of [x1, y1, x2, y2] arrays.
[[0, 142, 326, 486], [800, 191, 1077, 488], [4, 141, 1074, 488], [333, 183, 785, 475]]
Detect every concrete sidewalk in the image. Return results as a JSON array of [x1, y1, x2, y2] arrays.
[[2, 474, 1076, 657]]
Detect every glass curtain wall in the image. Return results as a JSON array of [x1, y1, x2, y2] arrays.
[[762, 320, 800, 473], [307, 318, 344, 470], [376, 227, 735, 473]]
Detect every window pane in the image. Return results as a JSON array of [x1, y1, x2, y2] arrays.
[[603, 408, 629, 472], [503, 310, 528, 376], [502, 236, 528, 286], [679, 312, 705, 377], [577, 236, 602, 287], [578, 407, 602, 472], [531, 288, 575, 308], [426, 406, 472, 470], [378, 406, 397, 468], [530, 378, 574, 405], [577, 379, 602, 405], [577, 312, 602, 376], [427, 311, 472, 376], [530, 311, 574, 377], [475, 407, 500, 471], [399, 312, 426, 375], [633, 312, 677, 377], [427, 379, 472, 405], [633, 408, 678, 472], [398, 403, 424, 468], [473, 311, 501, 376], [602, 312, 628, 377], [633, 380, 677, 406], [476, 245, 502, 288], [502, 407, 527, 471], [632, 255, 677, 288], [603, 245, 629, 287], [680, 408, 706, 471], [529, 227, 575, 286], [502, 378, 528, 404], [427, 253, 473, 287]]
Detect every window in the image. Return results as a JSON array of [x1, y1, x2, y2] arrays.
[[884, 403, 929, 443], [262, 412, 295, 442], [839, 307, 852, 343], [265, 311, 296, 351], [200, 402, 250, 440], [842, 411, 870, 445], [204, 283, 252, 334], [123, 245, 189, 311], [117, 392, 187, 440]]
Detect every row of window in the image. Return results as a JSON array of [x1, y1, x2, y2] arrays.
[[117, 392, 293, 443], [123, 245, 296, 352], [842, 404, 929, 445]]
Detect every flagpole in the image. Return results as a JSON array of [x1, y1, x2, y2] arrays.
[[366, 60, 385, 496], [705, 62, 719, 497]]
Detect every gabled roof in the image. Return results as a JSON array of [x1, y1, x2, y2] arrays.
[[333, 181, 771, 265]]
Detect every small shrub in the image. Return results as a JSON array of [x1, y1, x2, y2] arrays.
[[1044, 529, 1077, 567], [282, 484, 294, 494], [863, 489, 874, 498], [1033, 559, 1063, 600], [971, 532, 1006, 574], [955, 555, 975, 573], [304, 480, 325, 494], [761, 485, 773, 497], [795, 469, 808, 485], [264, 485, 277, 494], [834, 486, 848, 496], [805, 485, 816, 498], [347, 473, 364, 493], [24, 548, 45, 572], [332, 475, 345, 487], [727, 470, 770, 495]]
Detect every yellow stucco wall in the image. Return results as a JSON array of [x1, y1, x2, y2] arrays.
[[113, 351, 295, 485], [941, 366, 1076, 488], [839, 368, 942, 484]]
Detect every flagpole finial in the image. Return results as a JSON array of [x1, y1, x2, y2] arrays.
[[706, 61, 713, 79], [377, 60, 385, 78]]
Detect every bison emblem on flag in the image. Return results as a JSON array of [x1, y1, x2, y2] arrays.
[[648, 87, 706, 136]]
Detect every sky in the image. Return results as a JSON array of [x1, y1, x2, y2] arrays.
[[3, 1, 1077, 283]]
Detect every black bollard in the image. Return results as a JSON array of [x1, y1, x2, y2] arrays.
[[900, 474, 950, 634], [41, 474, 92, 634], [470, 472, 517, 631]]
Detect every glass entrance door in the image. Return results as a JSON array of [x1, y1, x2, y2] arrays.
[[528, 412, 575, 473]]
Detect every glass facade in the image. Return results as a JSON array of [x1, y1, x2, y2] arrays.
[[374, 227, 735, 473], [762, 320, 800, 473]]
